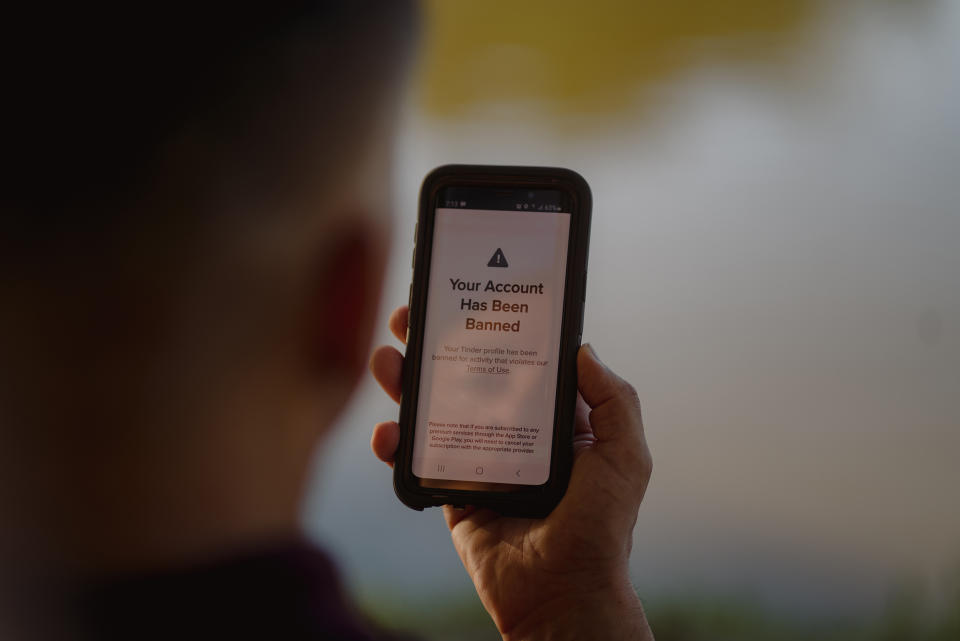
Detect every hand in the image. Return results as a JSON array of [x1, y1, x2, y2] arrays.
[[369, 306, 654, 641]]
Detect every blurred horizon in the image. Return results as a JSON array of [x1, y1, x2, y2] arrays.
[[304, 1, 960, 637]]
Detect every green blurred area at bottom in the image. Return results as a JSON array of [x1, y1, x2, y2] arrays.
[[358, 575, 960, 641]]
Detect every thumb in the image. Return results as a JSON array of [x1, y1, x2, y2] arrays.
[[577, 343, 646, 447]]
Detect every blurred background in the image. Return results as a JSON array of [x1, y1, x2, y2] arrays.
[[304, 1, 960, 639]]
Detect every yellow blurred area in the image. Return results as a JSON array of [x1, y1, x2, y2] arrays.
[[417, 0, 816, 117]]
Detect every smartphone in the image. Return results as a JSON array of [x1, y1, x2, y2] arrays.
[[394, 165, 591, 518]]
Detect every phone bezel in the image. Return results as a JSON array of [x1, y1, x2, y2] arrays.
[[394, 164, 591, 518]]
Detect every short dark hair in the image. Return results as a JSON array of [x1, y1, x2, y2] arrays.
[[3, 2, 416, 250]]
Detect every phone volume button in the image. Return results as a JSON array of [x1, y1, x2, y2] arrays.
[[411, 245, 416, 269]]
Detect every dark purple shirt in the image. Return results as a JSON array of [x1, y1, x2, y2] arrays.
[[79, 540, 418, 641]]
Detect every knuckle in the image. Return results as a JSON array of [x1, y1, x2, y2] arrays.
[[628, 444, 652, 482], [616, 379, 641, 405], [640, 447, 653, 482]]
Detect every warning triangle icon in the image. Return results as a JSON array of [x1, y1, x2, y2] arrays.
[[487, 248, 508, 268]]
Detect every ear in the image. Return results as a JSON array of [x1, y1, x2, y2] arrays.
[[306, 222, 386, 391]]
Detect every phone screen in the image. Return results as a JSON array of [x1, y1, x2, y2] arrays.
[[411, 187, 572, 489]]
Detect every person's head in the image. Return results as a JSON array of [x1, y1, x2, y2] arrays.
[[0, 2, 417, 586]]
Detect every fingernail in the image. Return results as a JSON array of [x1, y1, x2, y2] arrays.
[[585, 343, 600, 361]]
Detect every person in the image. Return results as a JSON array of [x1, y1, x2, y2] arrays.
[[1, 3, 654, 640]]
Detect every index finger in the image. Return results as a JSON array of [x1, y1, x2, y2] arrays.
[[389, 305, 409, 344]]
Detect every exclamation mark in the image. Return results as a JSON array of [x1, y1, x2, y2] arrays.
[[487, 248, 508, 268]]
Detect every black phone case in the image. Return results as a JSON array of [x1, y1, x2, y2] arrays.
[[393, 164, 592, 519]]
